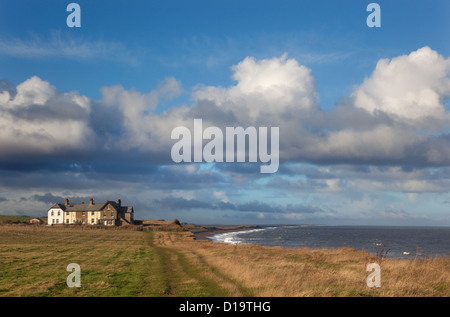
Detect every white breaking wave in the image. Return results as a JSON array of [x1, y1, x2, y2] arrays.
[[208, 227, 276, 245]]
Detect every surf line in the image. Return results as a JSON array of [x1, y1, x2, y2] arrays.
[[171, 119, 279, 173]]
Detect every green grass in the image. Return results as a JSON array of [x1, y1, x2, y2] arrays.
[[0, 214, 45, 223], [0, 225, 233, 297], [0, 225, 156, 296]]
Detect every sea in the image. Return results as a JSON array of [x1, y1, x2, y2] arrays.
[[208, 225, 450, 259]]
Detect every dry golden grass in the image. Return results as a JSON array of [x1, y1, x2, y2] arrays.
[[152, 231, 450, 297]]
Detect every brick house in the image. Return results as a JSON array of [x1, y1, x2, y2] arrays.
[[48, 198, 134, 226]]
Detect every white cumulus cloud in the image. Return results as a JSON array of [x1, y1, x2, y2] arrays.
[[193, 54, 318, 123], [351, 46, 450, 122], [0, 76, 93, 158]]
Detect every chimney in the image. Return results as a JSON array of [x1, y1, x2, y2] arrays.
[[117, 199, 121, 207], [65, 198, 69, 206], [89, 198, 94, 205]]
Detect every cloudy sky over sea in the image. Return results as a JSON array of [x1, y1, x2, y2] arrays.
[[1, 1, 450, 225]]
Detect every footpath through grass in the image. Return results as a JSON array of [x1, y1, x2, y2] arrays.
[[146, 230, 252, 297], [144, 231, 232, 296]]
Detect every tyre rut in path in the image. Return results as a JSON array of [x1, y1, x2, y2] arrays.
[[144, 231, 251, 297]]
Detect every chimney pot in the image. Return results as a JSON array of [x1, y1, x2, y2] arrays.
[[117, 199, 121, 207], [65, 198, 69, 206], [89, 198, 94, 205]]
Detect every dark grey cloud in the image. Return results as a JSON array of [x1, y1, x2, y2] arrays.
[[31, 192, 65, 204], [154, 195, 327, 215], [21, 192, 123, 207], [8, 98, 89, 122], [154, 197, 213, 210]]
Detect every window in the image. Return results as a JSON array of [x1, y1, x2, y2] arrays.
[[91, 218, 94, 224], [57, 211, 60, 216], [52, 219, 55, 224], [56, 219, 59, 224], [51, 211, 54, 216], [107, 205, 110, 210], [82, 211, 85, 216], [66, 219, 69, 224], [91, 211, 95, 215], [66, 212, 69, 216], [111, 212, 114, 217]]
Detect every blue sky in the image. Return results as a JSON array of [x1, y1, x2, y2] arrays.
[[1, 1, 450, 225], [2, 1, 448, 105]]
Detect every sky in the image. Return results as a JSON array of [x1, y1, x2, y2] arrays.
[[0, 1, 450, 226]]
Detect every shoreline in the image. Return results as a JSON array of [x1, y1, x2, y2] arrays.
[[185, 224, 272, 241]]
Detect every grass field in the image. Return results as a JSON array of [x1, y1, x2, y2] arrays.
[[0, 223, 449, 297], [0, 214, 46, 224]]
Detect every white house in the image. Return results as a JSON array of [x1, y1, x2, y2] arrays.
[[47, 198, 134, 226], [48, 204, 64, 225]]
